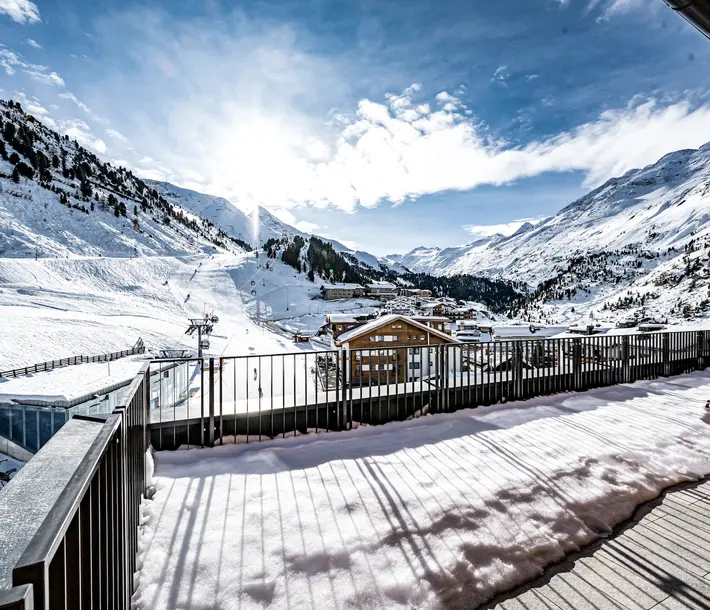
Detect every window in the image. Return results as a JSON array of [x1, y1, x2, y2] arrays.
[[362, 364, 394, 371], [392, 324, 403, 329], [409, 362, 421, 369], [420, 335, 426, 341], [370, 335, 398, 342]]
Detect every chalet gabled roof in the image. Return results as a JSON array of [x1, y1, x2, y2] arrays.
[[335, 314, 460, 346]]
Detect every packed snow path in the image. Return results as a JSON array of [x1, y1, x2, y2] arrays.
[[135, 372, 710, 610]]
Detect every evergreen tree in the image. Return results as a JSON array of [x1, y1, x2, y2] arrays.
[[52, 154, 59, 169], [11, 166, 19, 183], [80, 180, 92, 198], [15, 162, 33, 180], [8, 152, 19, 165], [2, 122, 15, 142]]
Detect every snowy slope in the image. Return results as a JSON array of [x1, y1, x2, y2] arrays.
[[147, 180, 304, 247]]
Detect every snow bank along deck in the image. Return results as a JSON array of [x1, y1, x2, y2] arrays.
[[147, 328, 710, 450], [489, 477, 710, 610]]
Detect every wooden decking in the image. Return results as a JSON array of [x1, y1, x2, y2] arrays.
[[488, 479, 710, 610]]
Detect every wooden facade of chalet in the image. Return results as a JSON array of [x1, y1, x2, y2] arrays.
[[448, 308, 477, 321], [335, 316, 459, 384]]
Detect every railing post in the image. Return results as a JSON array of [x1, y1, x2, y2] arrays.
[[514, 342, 523, 400], [341, 350, 349, 430], [622, 335, 630, 383], [208, 358, 215, 447], [572, 338, 582, 391], [697, 331, 705, 371], [662, 333, 670, 376]]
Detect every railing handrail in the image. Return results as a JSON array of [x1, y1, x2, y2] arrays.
[[0, 363, 149, 609], [12, 414, 121, 588]]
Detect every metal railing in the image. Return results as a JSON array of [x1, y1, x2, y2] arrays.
[[147, 329, 710, 450], [0, 330, 707, 606], [0, 338, 145, 379], [0, 365, 149, 610]]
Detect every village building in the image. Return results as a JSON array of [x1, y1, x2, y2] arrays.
[[420, 301, 446, 316], [385, 296, 418, 316], [399, 288, 433, 298], [447, 307, 478, 321], [320, 283, 365, 300], [333, 314, 460, 384], [365, 282, 398, 300]]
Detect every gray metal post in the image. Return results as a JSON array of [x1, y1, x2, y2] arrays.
[[341, 350, 349, 430], [662, 333, 670, 376], [621, 336, 630, 383], [572, 338, 582, 391], [698, 330, 705, 371], [514, 342, 524, 400], [208, 358, 215, 447]]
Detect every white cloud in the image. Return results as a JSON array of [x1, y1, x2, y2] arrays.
[[25, 66, 64, 87], [105, 128, 128, 143], [60, 118, 107, 154], [13, 91, 58, 129], [140, 83, 710, 213], [463, 217, 547, 239], [270, 208, 319, 234], [58, 92, 90, 112], [492, 66, 509, 83], [85, 14, 710, 216], [13, 90, 46, 115], [25, 38, 41, 49], [0, 46, 66, 87], [0, 0, 40, 24], [0, 48, 22, 75]]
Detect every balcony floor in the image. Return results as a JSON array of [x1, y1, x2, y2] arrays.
[[134, 372, 710, 610], [488, 478, 710, 610]]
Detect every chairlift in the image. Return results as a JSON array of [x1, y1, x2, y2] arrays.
[[251, 289, 257, 296], [251, 280, 256, 286], [199, 338, 210, 350], [211, 315, 219, 323]]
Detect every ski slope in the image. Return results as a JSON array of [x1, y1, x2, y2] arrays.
[[0, 249, 382, 370]]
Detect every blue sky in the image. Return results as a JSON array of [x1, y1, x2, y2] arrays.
[[1, 0, 710, 255]]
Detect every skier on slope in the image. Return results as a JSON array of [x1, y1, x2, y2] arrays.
[[253, 367, 257, 381]]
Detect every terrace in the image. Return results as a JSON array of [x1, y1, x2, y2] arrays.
[[1, 329, 710, 609]]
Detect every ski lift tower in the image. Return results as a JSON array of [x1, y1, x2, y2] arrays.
[[186, 314, 218, 358]]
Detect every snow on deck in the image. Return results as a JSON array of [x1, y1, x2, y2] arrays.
[[135, 372, 710, 610]]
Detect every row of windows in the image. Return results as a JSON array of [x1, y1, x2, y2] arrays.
[[358, 364, 395, 371], [368, 335, 428, 342]]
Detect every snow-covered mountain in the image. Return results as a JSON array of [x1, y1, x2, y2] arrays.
[[0, 101, 255, 259], [146, 180, 304, 247], [393, 144, 710, 323]]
